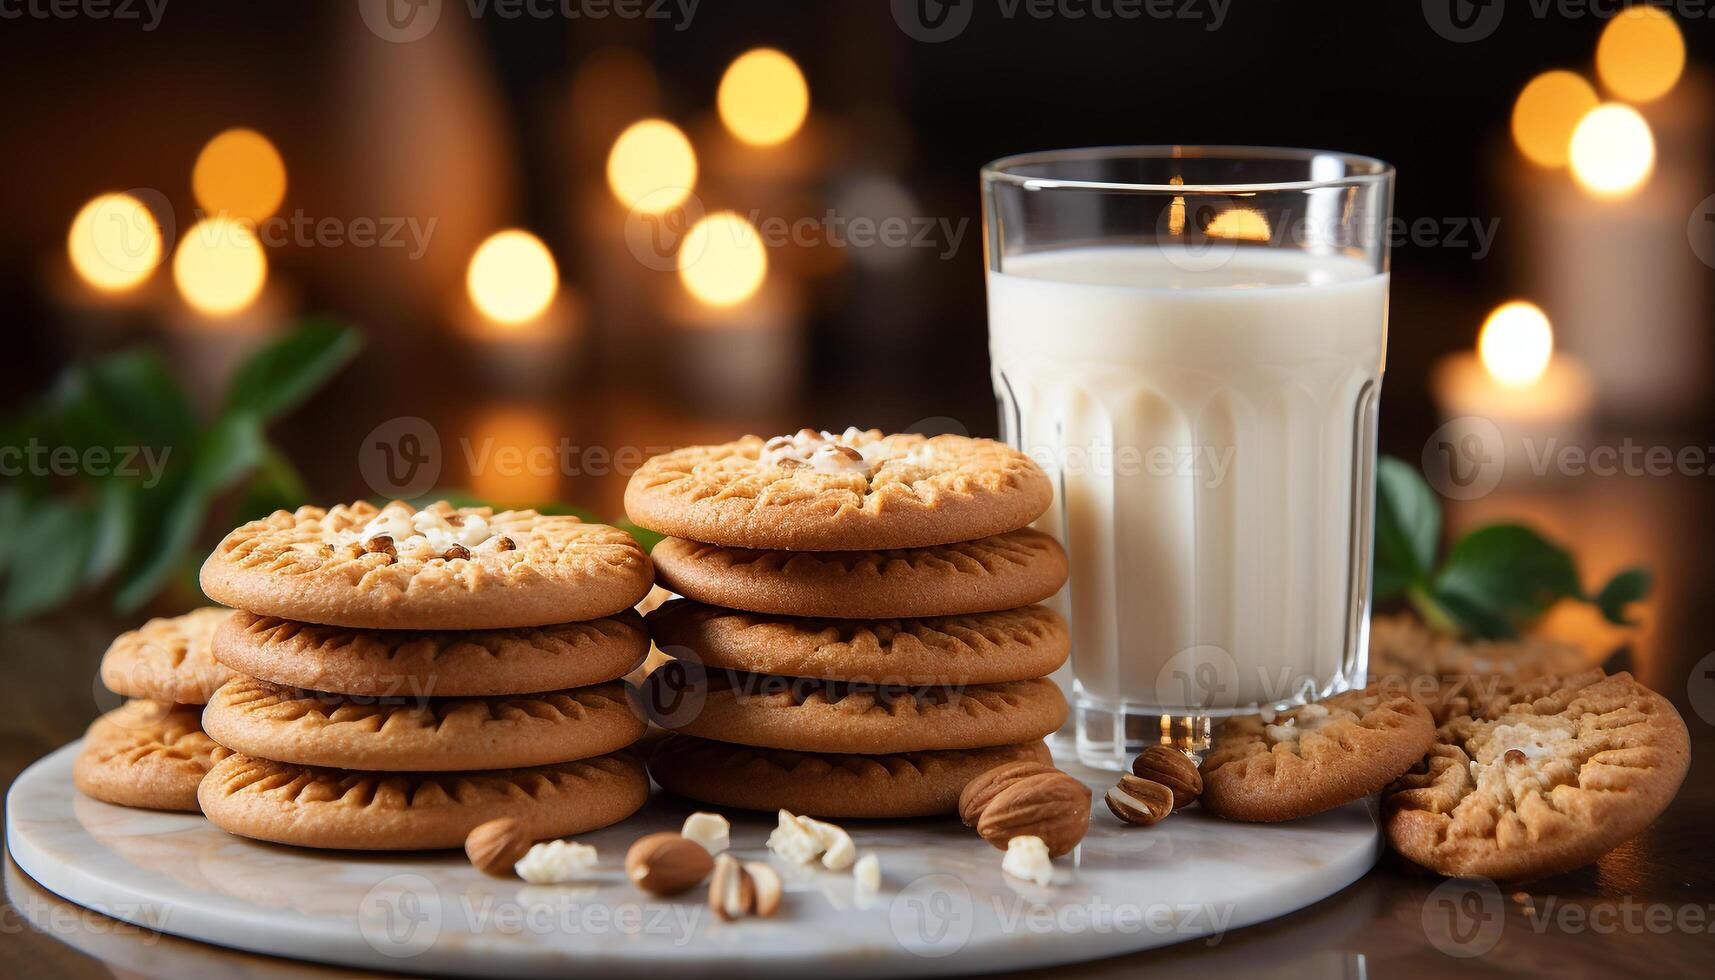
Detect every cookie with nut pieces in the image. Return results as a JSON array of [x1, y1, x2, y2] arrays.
[[201, 677, 645, 771], [1199, 683, 1436, 822], [213, 610, 648, 697], [74, 700, 232, 812], [649, 528, 1067, 619], [641, 668, 1066, 754], [198, 751, 648, 850], [1384, 670, 1689, 881], [625, 430, 1053, 551], [200, 501, 653, 630], [647, 733, 1051, 818], [647, 599, 1068, 686], [99, 607, 235, 705]]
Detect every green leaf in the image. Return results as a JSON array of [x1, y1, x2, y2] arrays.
[[222, 319, 362, 421], [1431, 524, 1582, 638], [235, 446, 311, 524], [613, 517, 664, 553], [83, 478, 139, 586], [1374, 456, 1440, 600], [114, 413, 267, 612], [86, 348, 196, 449], [2, 498, 95, 620], [1593, 566, 1653, 626]]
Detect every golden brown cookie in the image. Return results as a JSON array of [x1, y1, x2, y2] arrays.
[[213, 610, 648, 698], [647, 599, 1069, 685], [1199, 684, 1436, 822], [1368, 613, 1596, 722], [200, 501, 653, 630], [650, 529, 1067, 619], [625, 430, 1052, 551], [647, 734, 1053, 817], [73, 701, 232, 812], [99, 607, 236, 705], [1384, 670, 1689, 881], [201, 677, 645, 771], [198, 751, 648, 850], [640, 668, 1067, 753]]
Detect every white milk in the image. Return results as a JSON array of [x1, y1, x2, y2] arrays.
[[987, 246, 1386, 712]]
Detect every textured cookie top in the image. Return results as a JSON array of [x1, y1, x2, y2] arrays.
[[1369, 613, 1594, 722], [200, 501, 653, 629], [202, 677, 645, 771], [624, 430, 1053, 550], [1199, 684, 1436, 822], [214, 610, 648, 698], [641, 668, 1067, 753], [100, 607, 236, 705], [650, 528, 1067, 618], [646, 599, 1069, 685], [81, 700, 231, 771], [1384, 670, 1689, 881]]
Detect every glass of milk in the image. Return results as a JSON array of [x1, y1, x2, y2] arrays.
[[982, 146, 1394, 770]]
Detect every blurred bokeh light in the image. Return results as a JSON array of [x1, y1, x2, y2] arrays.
[[605, 119, 697, 212], [192, 128, 286, 222], [1479, 300, 1554, 387], [172, 217, 267, 316], [1568, 103, 1655, 198], [717, 48, 809, 147], [678, 211, 767, 307], [1512, 70, 1599, 168], [67, 193, 162, 292], [1596, 6, 1685, 103], [467, 230, 559, 326]]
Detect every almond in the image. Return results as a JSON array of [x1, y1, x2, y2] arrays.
[[625, 832, 714, 896], [1106, 774, 1174, 826], [464, 818, 530, 878], [1130, 745, 1202, 810], [957, 761, 1060, 827], [973, 770, 1091, 858]]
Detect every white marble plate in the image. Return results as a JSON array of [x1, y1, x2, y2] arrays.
[[7, 742, 1378, 976]]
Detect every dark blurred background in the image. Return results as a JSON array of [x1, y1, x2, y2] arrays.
[[1, 0, 1710, 523]]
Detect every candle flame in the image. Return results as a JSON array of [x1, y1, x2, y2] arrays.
[[1569, 104, 1655, 199], [1479, 301, 1553, 388], [467, 230, 558, 327]]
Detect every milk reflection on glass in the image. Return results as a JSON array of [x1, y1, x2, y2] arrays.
[[982, 148, 1393, 770]]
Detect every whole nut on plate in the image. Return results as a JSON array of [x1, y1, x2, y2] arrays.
[[967, 766, 1091, 858], [465, 818, 530, 878], [1106, 774, 1174, 826], [709, 854, 783, 920], [625, 832, 715, 896], [1131, 745, 1202, 810], [957, 761, 1059, 827]]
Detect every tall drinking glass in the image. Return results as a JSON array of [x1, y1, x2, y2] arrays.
[[982, 146, 1394, 770]]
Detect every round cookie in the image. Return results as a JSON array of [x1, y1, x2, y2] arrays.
[[647, 734, 1053, 817], [73, 701, 232, 812], [650, 529, 1067, 619], [214, 610, 648, 698], [1385, 670, 1689, 881], [1199, 684, 1436, 822], [625, 430, 1052, 551], [198, 751, 648, 850], [200, 501, 653, 630], [1369, 612, 1596, 723], [100, 607, 236, 705], [202, 678, 645, 771], [641, 669, 1066, 753], [647, 599, 1069, 685]]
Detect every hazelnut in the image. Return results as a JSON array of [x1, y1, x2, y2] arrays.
[[1106, 774, 1174, 827], [1503, 748, 1528, 765], [624, 832, 714, 896], [494, 535, 517, 552], [363, 535, 396, 557], [1130, 745, 1202, 810], [443, 544, 471, 561], [957, 761, 1059, 827], [968, 769, 1091, 858], [465, 818, 530, 878], [828, 445, 864, 462]]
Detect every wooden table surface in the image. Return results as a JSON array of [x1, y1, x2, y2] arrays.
[[3, 466, 1710, 978]]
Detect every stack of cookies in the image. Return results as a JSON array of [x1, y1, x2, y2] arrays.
[[625, 429, 1072, 818], [75, 608, 237, 812], [193, 501, 657, 850]]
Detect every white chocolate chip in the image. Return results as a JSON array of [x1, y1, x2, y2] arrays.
[[853, 853, 881, 894], [1001, 835, 1054, 887], [799, 816, 856, 871], [681, 812, 731, 856], [766, 810, 825, 865], [514, 840, 598, 884]]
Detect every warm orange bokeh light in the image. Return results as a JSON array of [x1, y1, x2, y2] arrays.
[[1596, 6, 1685, 103], [678, 211, 767, 307], [193, 128, 287, 222], [173, 217, 267, 316], [465, 406, 562, 506], [717, 48, 809, 146], [1569, 103, 1655, 199], [467, 230, 559, 326], [606, 119, 697, 212], [68, 193, 162, 292], [1479, 301, 1553, 388], [1511, 70, 1599, 168]]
